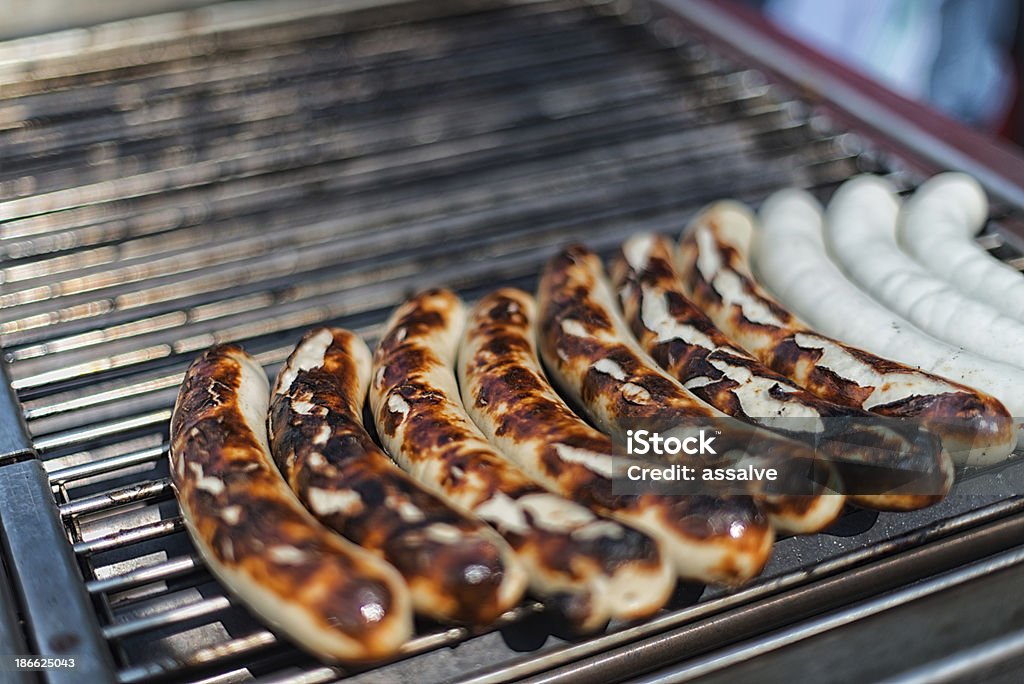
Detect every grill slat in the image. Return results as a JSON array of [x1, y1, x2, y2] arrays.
[[115, 630, 280, 684], [3, 116, 815, 355], [3, 1, 1023, 682], [103, 597, 234, 641], [48, 445, 167, 485], [73, 517, 185, 556], [59, 478, 173, 519], [116, 630, 280, 684], [86, 555, 201, 596], [4, 87, 769, 287], [35, 410, 173, 454]]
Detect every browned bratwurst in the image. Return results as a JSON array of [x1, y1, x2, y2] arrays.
[[269, 328, 526, 624], [461, 287, 772, 586], [371, 289, 676, 630], [169, 345, 412, 662], [676, 202, 1014, 467], [536, 244, 844, 534], [610, 233, 953, 511]]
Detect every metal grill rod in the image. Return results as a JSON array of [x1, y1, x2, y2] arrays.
[[73, 517, 184, 556], [85, 555, 200, 596]]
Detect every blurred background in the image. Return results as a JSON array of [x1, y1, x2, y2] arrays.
[[744, 0, 1024, 146], [4, 0, 1022, 147]]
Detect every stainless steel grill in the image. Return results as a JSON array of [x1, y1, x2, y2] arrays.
[[1, 1, 1023, 683]]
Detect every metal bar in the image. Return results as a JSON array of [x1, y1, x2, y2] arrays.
[[115, 601, 546, 684], [0, 552, 32, 684], [58, 479, 172, 520], [72, 517, 184, 557], [631, 549, 1024, 684], [29, 379, 182, 421], [0, 460, 116, 684], [8, 147, 818, 392], [1, 116, 790, 310], [1, 102, 781, 307], [877, 630, 1024, 684], [0, 50, 686, 222], [0, 361, 33, 465], [0, 7, 609, 124], [461, 501, 1024, 684], [0, 66, 743, 246], [4, 126, 821, 364], [0, 0, 558, 88], [85, 555, 200, 596], [47, 446, 166, 486], [115, 630, 280, 684], [33, 412, 170, 455], [0, 69, 722, 261], [4, 38, 666, 196], [102, 596, 231, 641]]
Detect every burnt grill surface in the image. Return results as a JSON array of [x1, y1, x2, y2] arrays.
[[1, 1, 1023, 683]]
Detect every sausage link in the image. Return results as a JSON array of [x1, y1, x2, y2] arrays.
[[169, 345, 412, 662], [676, 200, 1015, 466], [460, 287, 772, 586], [269, 327, 524, 624], [611, 233, 953, 511], [537, 244, 844, 535], [371, 289, 672, 630], [460, 292, 678, 616]]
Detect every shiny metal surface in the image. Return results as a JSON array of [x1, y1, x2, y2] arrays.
[[632, 547, 1024, 684]]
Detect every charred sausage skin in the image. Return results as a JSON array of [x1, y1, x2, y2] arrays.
[[170, 344, 413, 662]]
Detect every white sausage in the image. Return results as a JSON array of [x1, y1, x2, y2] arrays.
[[751, 189, 1021, 461], [897, 172, 1024, 322], [824, 174, 1024, 368]]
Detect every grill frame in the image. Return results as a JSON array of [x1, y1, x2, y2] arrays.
[[1, 0, 1023, 682], [0, 530, 31, 684]]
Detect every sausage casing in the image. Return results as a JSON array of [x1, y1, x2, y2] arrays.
[[611, 233, 953, 511], [460, 287, 774, 586], [676, 200, 1015, 466], [460, 291, 679, 617], [269, 327, 523, 624], [169, 345, 412, 662], [537, 245, 844, 534], [371, 289, 674, 629]]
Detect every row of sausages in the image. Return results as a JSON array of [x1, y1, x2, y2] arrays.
[[168, 173, 1017, 663]]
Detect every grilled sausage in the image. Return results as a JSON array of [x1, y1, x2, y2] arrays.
[[269, 327, 524, 624], [825, 175, 1024, 368], [536, 245, 843, 535], [897, 173, 1024, 321], [678, 199, 1015, 466], [459, 287, 771, 586], [610, 233, 953, 511], [459, 292, 683, 612], [370, 289, 672, 631], [169, 345, 413, 662]]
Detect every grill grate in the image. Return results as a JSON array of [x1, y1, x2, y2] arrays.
[[1, 1, 1023, 683]]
